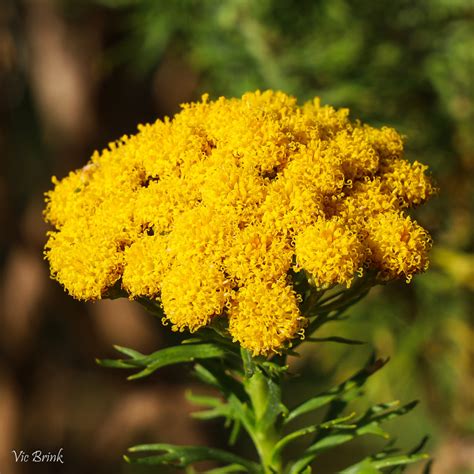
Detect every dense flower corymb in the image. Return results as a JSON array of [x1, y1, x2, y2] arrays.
[[44, 91, 435, 355]]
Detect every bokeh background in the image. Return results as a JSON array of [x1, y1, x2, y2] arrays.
[[1, 0, 473, 473]]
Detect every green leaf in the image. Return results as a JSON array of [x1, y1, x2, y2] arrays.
[[306, 336, 365, 345], [113, 344, 145, 359], [339, 459, 382, 474], [95, 357, 137, 369], [186, 390, 231, 421], [128, 343, 228, 380], [358, 400, 419, 430], [287, 400, 420, 474], [126, 443, 260, 473], [340, 453, 429, 474], [286, 355, 388, 424], [192, 363, 254, 441], [194, 361, 249, 401], [186, 390, 223, 408], [97, 342, 230, 379], [372, 453, 430, 469], [186, 389, 247, 446], [228, 417, 242, 446], [204, 465, 250, 473], [191, 408, 230, 421]]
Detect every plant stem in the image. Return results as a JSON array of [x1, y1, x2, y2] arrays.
[[243, 354, 283, 473]]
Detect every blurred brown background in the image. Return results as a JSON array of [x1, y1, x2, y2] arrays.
[[0, 0, 473, 473]]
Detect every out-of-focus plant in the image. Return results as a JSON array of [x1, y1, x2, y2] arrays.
[[44, 91, 436, 472]]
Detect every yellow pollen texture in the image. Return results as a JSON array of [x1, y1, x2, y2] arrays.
[[44, 90, 435, 355]]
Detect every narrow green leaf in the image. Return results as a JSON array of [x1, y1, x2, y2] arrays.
[[288, 400, 418, 473], [339, 459, 381, 474], [361, 401, 418, 427], [194, 361, 249, 402], [186, 390, 223, 408], [286, 393, 339, 424], [191, 407, 229, 420], [372, 453, 430, 469], [319, 412, 357, 429], [306, 336, 365, 345], [95, 358, 137, 369], [204, 464, 249, 473], [113, 345, 145, 359], [356, 422, 390, 439], [228, 417, 241, 446], [126, 443, 259, 473], [272, 425, 318, 460], [286, 356, 388, 424], [341, 453, 429, 474], [128, 343, 227, 380], [288, 434, 355, 474]]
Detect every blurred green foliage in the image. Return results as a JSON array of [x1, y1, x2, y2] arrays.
[[88, 0, 474, 463]]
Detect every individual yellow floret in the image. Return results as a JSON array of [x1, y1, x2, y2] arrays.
[[228, 278, 305, 355], [364, 211, 432, 281], [161, 259, 231, 332], [295, 218, 365, 288]]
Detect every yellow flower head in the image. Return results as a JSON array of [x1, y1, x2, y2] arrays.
[[295, 217, 365, 288], [161, 259, 231, 333], [365, 211, 432, 282], [228, 278, 304, 356], [44, 90, 435, 355]]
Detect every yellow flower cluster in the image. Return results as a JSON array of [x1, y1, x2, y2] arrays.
[[44, 91, 435, 355]]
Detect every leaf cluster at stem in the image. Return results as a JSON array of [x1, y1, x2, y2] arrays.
[[96, 275, 430, 473]]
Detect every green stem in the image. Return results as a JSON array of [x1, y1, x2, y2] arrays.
[[242, 352, 283, 474]]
